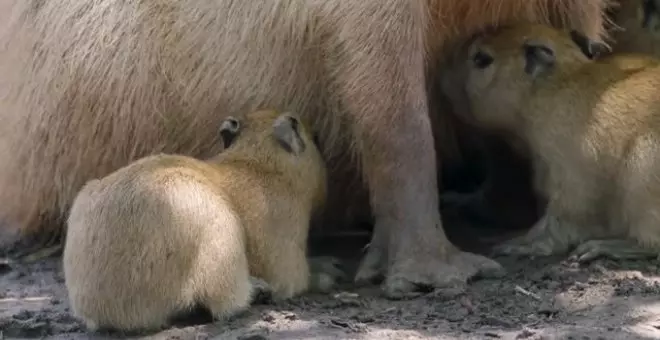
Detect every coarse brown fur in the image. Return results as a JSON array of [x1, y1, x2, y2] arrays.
[[63, 110, 330, 332], [0, 0, 610, 297], [608, 0, 660, 56], [441, 23, 660, 261]]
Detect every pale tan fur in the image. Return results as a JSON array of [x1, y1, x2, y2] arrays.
[[442, 23, 660, 257], [608, 0, 660, 56], [1, 0, 610, 297], [63, 110, 327, 332]]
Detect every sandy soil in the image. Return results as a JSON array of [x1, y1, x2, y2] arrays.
[[3, 225, 660, 340]]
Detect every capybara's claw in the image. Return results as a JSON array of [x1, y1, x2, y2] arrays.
[[570, 239, 658, 263]]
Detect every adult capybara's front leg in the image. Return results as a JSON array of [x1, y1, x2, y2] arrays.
[[337, 2, 504, 299]]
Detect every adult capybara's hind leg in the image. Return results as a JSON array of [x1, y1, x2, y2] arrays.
[[335, 2, 505, 299]]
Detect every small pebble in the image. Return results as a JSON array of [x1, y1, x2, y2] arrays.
[[333, 292, 362, 307], [382, 307, 397, 314], [481, 316, 515, 329], [573, 282, 588, 291], [590, 264, 607, 274], [430, 286, 466, 300], [13, 309, 33, 321], [260, 312, 276, 323], [516, 328, 536, 339], [0, 259, 11, 274], [537, 301, 560, 318], [352, 314, 374, 323], [195, 332, 210, 340], [445, 308, 469, 323], [237, 335, 268, 340]]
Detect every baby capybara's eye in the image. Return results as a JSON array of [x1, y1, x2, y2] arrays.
[[472, 50, 494, 69]]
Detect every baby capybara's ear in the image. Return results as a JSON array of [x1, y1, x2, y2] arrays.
[[219, 116, 241, 149]]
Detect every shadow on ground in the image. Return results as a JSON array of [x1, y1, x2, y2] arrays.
[[2, 242, 660, 340]]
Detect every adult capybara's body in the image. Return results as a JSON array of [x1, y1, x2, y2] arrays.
[[0, 0, 609, 297], [64, 110, 328, 332]]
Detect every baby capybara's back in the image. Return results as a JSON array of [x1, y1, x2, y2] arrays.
[[64, 156, 251, 332]]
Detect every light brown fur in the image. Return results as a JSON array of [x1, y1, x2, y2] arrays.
[[63, 110, 328, 332], [0, 0, 610, 297], [608, 0, 660, 56], [442, 23, 660, 261]]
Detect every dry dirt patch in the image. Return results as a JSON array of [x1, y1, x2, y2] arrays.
[[2, 251, 660, 340]]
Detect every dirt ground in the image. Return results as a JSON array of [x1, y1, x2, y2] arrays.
[[3, 223, 660, 340]]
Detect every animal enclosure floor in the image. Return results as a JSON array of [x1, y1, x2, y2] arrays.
[[2, 255, 660, 340]]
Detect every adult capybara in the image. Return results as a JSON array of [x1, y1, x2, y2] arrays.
[[0, 0, 609, 298], [442, 22, 660, 262]]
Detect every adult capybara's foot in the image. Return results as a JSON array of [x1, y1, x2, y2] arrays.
[[382, 249, 505, 300]]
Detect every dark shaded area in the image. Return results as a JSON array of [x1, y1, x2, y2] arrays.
[[309, 122, 543, 257]]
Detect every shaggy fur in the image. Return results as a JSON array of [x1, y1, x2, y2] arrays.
[[0, 0, 610, 296]]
